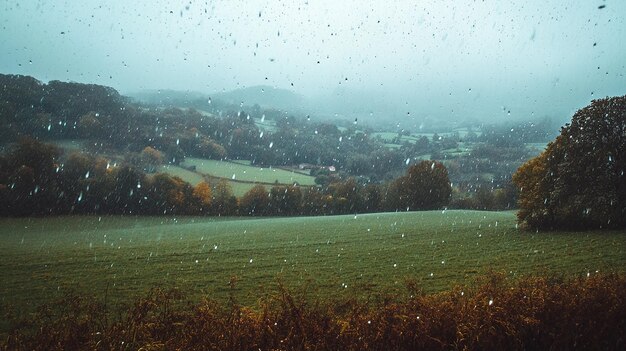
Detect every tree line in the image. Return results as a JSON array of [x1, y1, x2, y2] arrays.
[[0, 138, 452, 217]]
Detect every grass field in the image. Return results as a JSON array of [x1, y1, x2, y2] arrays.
[[157, 165, 205, 185], [182, 157, 317, 185], [1, 211, 625, 321]]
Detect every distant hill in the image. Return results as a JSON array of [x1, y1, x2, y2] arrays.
[[210, 85, 307, 113], [127, 89, 208, 106]]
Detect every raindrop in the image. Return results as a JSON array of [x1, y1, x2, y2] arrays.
[[261, 114, 265, 122], [176, 139, 180, 145], [249, 258, 253, 263], [269, 142, 274, 148], [232, 174, 236, 180], [85, 171, 90, 178], [488, 299, 494, 306], [259, 131, 264, 138], [353, 118, 358, 125], [405, 158, 410, 165], [77, 192, 83, 202]]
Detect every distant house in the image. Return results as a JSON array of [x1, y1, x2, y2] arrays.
[[298, 163, 315, 170], [298, 163, 336, 172]]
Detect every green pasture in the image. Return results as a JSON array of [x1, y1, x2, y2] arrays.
[[50, 139, 86, 152], [253, 118, 278, 132], [182, 157, 316, 185], [227, 181, 258, 197], [1, 211, 624, 318], [157, 165, 205, 186]]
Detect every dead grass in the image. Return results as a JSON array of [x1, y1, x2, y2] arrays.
[[3, 272, 625, 350]]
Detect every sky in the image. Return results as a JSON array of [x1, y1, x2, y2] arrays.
[[1, 0, 625, 124]]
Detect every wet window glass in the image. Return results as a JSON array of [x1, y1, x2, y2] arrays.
[[1, 1, 625, 349]]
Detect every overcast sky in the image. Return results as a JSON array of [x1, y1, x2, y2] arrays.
[[1, 0, 624, 123]]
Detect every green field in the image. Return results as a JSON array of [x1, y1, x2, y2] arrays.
[[182, 157, 316, 185], [157, 165, 205, 185], [253, 117, 278, 132], [50, 139, 86, 152], [1, 211, 625, 319]]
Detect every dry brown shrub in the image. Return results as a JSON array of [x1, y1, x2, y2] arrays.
[[2, 273, 625, 351]]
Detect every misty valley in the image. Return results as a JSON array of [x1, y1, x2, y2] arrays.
[[0, 73, 624, 350]]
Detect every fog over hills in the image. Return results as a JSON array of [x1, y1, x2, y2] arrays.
[[2, 1, 623, 130]]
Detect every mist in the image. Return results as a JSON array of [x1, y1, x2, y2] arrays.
[[1, 0, 624, 125]]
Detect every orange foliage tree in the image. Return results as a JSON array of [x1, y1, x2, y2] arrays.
[[192, 181, 212, 213]]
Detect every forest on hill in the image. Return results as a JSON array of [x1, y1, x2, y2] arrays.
[[2, 73, 623, 230]]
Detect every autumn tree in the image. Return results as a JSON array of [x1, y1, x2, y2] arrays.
[[513, 95, 626, 229], [239, 184, 269, 216], [141, 146, 164, 173], [193, 181, 213, 213], [147, 173, 192, 214]]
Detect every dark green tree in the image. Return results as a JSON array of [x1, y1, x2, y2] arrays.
[[394, 161, 452, 211], [513, 95, 626, 229]]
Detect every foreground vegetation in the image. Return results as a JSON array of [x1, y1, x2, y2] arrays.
[[3, 273, 625, 350]]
